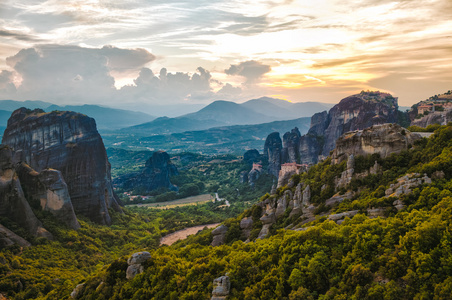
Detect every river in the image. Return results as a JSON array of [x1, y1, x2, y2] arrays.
[[160, 223, 220, 246]]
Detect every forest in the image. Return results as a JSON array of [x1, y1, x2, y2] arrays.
[[72, 124, 452, 299], [1, 124, 452, 299]]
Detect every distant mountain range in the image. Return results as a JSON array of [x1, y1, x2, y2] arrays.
[[0, 100, 54, 111], [46, 104, 155, 130], [0, 97, 334, 137], [122, 98, 333, 135], [104, 117, 312, 154], [0, 100, 156, 130], [183, 100, 276, 124], [241, 97, 334, 120]]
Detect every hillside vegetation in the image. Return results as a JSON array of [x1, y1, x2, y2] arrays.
[[75, 124, 452, 299]]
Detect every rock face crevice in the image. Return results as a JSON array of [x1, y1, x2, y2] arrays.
[[2, 108, 122, 225]]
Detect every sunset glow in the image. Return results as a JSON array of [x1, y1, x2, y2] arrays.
[[0, 0, 451, 107]]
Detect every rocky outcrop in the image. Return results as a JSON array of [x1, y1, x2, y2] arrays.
[[0, 224, 31, 248], [277, 163, 307, 188], [0, 144, 52, 239], [411, 109, 452, 128], [280, 92, 400, 166], [2, 108, 122, 225], [264, 132, 282, 177], [211, 275, 230, 300], [241, 149, 263, 186], [240, 217, 253, 240], [385, 173, 431, 199], [322, 92, 399, 157], [16, 163, 80, 230], [335, 155, 355, 188], [247, 163, 263, 187], [298, 134, 323, 165], [211, 225, 228, 246], [328, 210, 359, 223], [115, 151, 178, 193], [70, 283, 85, 299], [243, 149, 261, 165], [332, 124, 421, 164], [282, 128, 301, 163], [126, 251, 151, 280]]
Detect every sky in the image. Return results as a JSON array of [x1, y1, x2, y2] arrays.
[[0, 0, 451, 110]]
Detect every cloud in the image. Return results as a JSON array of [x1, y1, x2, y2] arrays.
[[216, 83, 242, 99], [0, 29, 41, 42], [225, 60, 271, 84], [0, 70, 16, 94], [119, 66, 215, 104], [98, 45, 156, 71], [0, 45, 155, 104]]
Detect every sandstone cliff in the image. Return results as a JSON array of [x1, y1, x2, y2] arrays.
[[243, 149, 261, 165], [263, 132, 282, 177], [263, 91, 400, 175], [2, 108, 122, 225], [115, 151, 178, 193], [282, 127, 301, 163], [410, 109, 452, 128], [320, 92, 399, 157], [0, 145, 52, 238], [331, 123, 421, 164], [16, 162, 80, 230]]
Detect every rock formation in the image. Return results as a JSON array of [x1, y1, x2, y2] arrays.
[[263, 132, 282, 177], [282, 128, 301, 163], [331, 124, 421, 164], [0, 224, 31, 248], [211, 275, 230, 300], [247, 163, 263, 187], [321, 92, 399, 157], [115, 151, 178, 193], [277, 163, 307, 188], [385, 173, 431, 199], [278, 91, 401, 169], [211, 225, 228, 246], [241, 149, 264, 186], [126, 251, 151, 280], [70, 283, 85, 299], [243, 149, 261, 165], [265, 91, 400, 174], [0, 144, 52, 239], [15, 163, 80, 230], [335, 155, 355, 188], [411, 109, 452, 128], [2, 108, 122, 225], [240, 217, 253, 240]]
